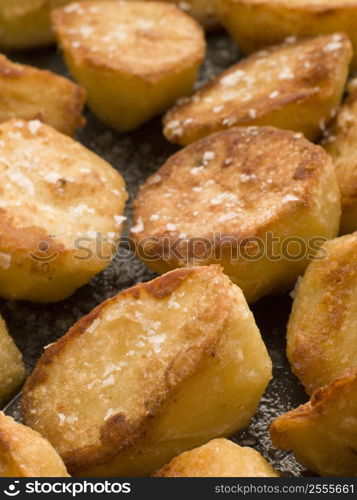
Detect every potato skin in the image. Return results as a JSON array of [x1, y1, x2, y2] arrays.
[[163, 33, 352, 146], [0, 54, 85, 136], [132, 127, 341, 303], [0, 412, 69, 477], [52, 1, 205, 133], [0, 316, 25, 406], [324, 79, 357, 234], [154, 438, 279, 477], [270, 369, 357, 477], [22, 266, 272, 476], [0, 0, 73, 50], [0, 119, 127, 303], [218, 0, 357, 71], [287, 233, 357, 396]]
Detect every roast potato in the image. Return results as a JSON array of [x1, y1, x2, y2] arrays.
[[22, 266, 272, 476], [287, 233, 357, 396], [154, 438, 279, 477], [0, 119, 127, 303], [0, 412, 69, 477], [129, 0, 219, 29], [163, 34, 352, 146], [270, 369, 357, 477], [132, 127, 340, 303], [218, 0, 357, 71], [324, 79, 357, 234], [52, 1, 205, 133], [0, 0, 74, 50], [168, 0, 219, 29], [0, 315, 25, 406], [0, 53, 85, 135]]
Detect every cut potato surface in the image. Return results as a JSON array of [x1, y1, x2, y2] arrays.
[[0, 119, 127, 303], [324, 79, 357, 234], [270, 369, 357, 477], [0, 412, 69, 477], [132, 127, 340, 303], [154, 438, 279, 477], [218, 0, 357, 71], [22, 266, 272, 476], [52, 1, 205, 133], [163, 34, 352, 146], [0, 316, 25, 406], [0, 0, 75, 50], [287, 233, 357, 396], [0, 53, 85, 136]]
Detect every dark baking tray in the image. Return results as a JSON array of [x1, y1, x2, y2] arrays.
[[1, 30, 311, 477]]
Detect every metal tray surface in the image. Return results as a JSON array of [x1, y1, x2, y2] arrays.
[[2, 31, 311, 477]]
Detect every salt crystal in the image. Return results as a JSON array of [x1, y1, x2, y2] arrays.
[[87, 318, 101, 334], [131, 217, 144, 234]]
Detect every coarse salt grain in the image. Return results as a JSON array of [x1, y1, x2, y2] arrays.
[[131, 217, 144, 234]]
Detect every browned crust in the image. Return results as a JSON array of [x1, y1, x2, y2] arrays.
[[22, 266, 224, 473], [0, 53, 86, 133], [51, 1, 205, 82], [0, 209, 66, 256], [270, 367, 357, 449], [163, 33, 352, 143], [324, 78, 357, 210], [288, 233, 357, 394], [222, 0, 357, 13], [132, 126, 330, 261], [23, 267, 204, 391]]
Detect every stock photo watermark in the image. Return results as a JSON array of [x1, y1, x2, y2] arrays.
[[25, 232, 329, 265]]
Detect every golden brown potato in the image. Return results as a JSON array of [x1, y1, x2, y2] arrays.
[[0, 53, 85, 136], [287, 233, 357, 396], [270, 369, 357, 477], [128, 0, 219, 29], [0, 0, 75, 50], [0, 316, 25, 406], [154, 439, 279, 477], [218, 0, 357, 71], [324, 79, 357, 234], [132, 127, 340, 304], [22, 266, 272, 476], [52, 1, 205, 133], [0, 119, 127, 303], [0, 412, 69, 477], [169, 0, 219, 29], [163, 34, 352, 146]]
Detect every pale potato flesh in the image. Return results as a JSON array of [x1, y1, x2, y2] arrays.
[[218, 0, 357, 70], [154, 438, 279, 477], [0, 0, 72, 50], [163, 34, 352, 145], [324, 79, 357, 234], [22, 266, 272, 476], [0, 53, 85, 136], [0, 119, 127, 302], [0, 316, 25, 406], [270, 369, 357, 476], [0, 412, 69, 477], [132, 127, 341, 303], [287, 233, 357, 395], [52, 1, 205, 132]]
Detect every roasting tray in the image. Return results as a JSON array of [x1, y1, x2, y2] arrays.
[[1, 30, 312, 477]]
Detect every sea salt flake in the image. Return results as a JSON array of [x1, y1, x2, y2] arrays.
[[0, 252, 11, 269], [102, 375, 115, 387], [131, 217, 144, 234], [87, 318, 101, 333], [28, 120, 42, 135]]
